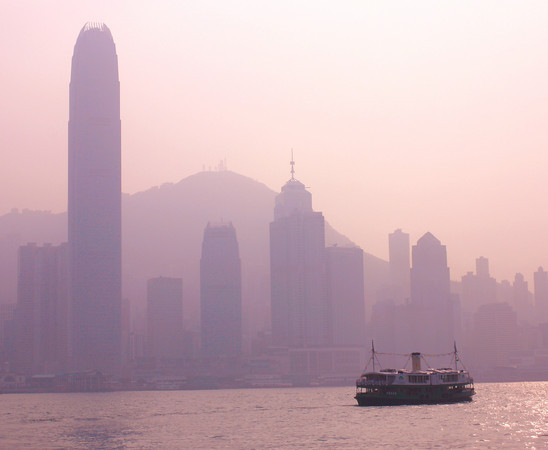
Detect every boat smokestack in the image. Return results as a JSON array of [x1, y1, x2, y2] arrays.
[[411, 352, 421, 371]]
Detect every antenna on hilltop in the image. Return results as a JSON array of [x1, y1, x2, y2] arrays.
[[290, 149, 295, 180]]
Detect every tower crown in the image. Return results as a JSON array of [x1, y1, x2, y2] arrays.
[[70, 22, 119, 122], [74, 22, 114, 49], [82, 22, 110, 33], [274, 156, 312, 220], [417, 232, 441, 247]]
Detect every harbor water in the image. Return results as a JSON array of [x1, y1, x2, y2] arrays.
[[0, 382, 546, 448]]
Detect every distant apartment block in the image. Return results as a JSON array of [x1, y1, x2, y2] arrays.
[[147, 277, 184, 361], [461, 256, 497, 314], [326, 245, 365, 347], [388, 228, 410, 304], [15, 243, 69, 374], [472, 302, 518, 367], [513, 273, 533, 323], [534, 267, 548, 323]]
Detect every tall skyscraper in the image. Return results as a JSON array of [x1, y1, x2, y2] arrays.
[[200, 222, 242, 357], [326, 245, 365, 347], [68, 23, 121, 374], [388, 229, 410, 304], [270, 162, 329, 348], [410, 232, 454, 353], [147, 277, 184, 361]]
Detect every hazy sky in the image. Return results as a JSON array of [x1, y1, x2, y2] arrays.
[[3, 1, 548, 284]]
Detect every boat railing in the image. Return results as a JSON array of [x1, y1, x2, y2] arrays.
[[357, 378, 389, 387]]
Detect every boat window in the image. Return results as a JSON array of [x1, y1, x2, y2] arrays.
[[441, 373, 458, 382], [365, 374, 386, 381], [408, 375, 429, 383]]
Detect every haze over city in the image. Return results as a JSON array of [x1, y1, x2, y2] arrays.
[[0, 3, 547, 447], [4, 1, 548, 283]]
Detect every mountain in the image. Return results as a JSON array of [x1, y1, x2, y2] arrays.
[[0, 170, 383, 336], [122, 170, 355, 333]]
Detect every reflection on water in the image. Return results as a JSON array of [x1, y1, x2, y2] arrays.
[[0, 383, 546, 448]]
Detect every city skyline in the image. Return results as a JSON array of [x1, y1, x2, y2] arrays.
[[3, 164, 547, 382], [0, 12, 547, 380], [3, 2, 548, 283], [0, 6, 546, 448]]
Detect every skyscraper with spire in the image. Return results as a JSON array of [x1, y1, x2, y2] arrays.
[[270, 158, 329, 347], [68, 23, 121, 374]]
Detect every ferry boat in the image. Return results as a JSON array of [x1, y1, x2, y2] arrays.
[[355, 343, 474, 406]]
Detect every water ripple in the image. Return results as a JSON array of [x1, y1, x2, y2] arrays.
[[0, 382, 545, 448]]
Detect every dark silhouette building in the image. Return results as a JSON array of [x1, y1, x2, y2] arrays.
[[68, 23, 122, 374], [200, 222, 242, 357], [270, 163, 328, 348], [147, 277, 184, 361]]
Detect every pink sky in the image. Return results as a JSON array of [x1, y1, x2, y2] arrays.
[[2, 1, 548, 284]]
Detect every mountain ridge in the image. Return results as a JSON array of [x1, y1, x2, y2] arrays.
[[0, 170, 382, 335]]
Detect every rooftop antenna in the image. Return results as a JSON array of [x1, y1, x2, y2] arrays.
[[290, 149, 295, 180]]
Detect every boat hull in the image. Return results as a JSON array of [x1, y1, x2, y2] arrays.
[[355, 386, 475, 406]]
